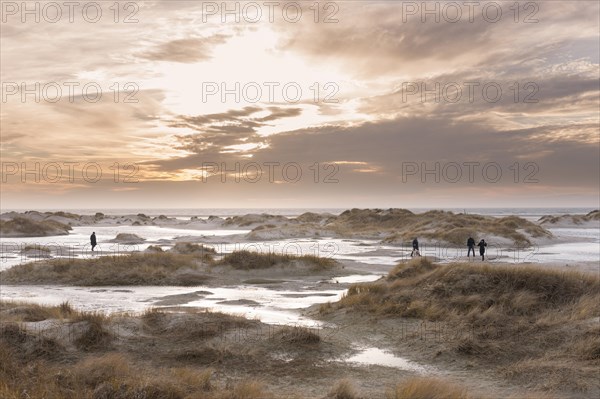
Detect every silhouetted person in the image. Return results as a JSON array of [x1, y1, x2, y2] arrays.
[[467, 236, 475, 257], [411, 238, 420, 257], [478, 239, 487, 261], [90, 232, 97, 252]]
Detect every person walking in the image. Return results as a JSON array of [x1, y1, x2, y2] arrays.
[[411, 237, 420, 257], [90, 232, 97, 252], [478, 239, 487, 261], [467, 236, 475, 257]]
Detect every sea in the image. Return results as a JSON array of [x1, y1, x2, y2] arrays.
[[3, 207, 597, 220]]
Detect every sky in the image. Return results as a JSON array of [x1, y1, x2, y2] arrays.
[[1, 0, 599, 209]]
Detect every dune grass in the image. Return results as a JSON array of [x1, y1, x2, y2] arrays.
[[324, 376, 554, 399], [0, 341, 271, 399], [0, 217, 72, 237], [328, 379, 359, 399], [1, 249, 336, 285], [141, 307, 253, 340], [331, 208, 551, 245], [274, 325, 321, 345], [72, 312, 114, 352], [1, 300, 566, 398], [386, 377, 470, 399], [339, 257, 599, 321], [218, 250, 337, 270], [0, 303, 293, 399], [21, 244, 52, 253], [0, 300, 74, 322], [171, 242, 216, 262], [0, 252, 208, 286], [110, 233, 145, 243], [331, 257, 600, 393], [46, 211, 81, 219], [539, 210, 599, 225]]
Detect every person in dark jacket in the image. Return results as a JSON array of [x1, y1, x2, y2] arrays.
[[467, 236, 475, 257], [90, 232, 97, 252], [411, 238, 420, 257], [478, 239, 487, 261]]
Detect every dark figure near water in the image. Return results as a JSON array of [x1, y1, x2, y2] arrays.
[[411, 238, 420, 257], [90, 232, 97, 252], [467, 236, 476, 257], [478, 239, 487, 261]]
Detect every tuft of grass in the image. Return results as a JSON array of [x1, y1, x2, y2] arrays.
[[502, 358, 595, 393], [388, 257, 435, 281], [0, 323, 66, 362], [73, 312, 113, 352], [218, 250, 291, 270], [0, 300, 74, 322], [218, 250, 336, 270], [275, 326, 321, 345], [145, 244, 164, 252], [142, 308, 251, 340], [21, 244, 52, 253], [386, 377, 470, 399], [574, 330, 600, 360], [328, 379, 359, 399], [319, 301, 333, 314], [172, 242, 217, 254], [75, 353, 131, 387], [228, 380, 270, 399], [171, 367, 214, 392], [171, 242, 216, 262], [298, 254, 338, 270]]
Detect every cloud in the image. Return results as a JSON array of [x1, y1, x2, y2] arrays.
[[272, 2, 599, 79], [168, 106, 303, 155], [358, 65, 600, 129], [149, 114, 599, 194], [139, 35, 229, 63], [256, 106, 303, 122], [0, 89, 167, 160], [1, 1, 598, 207]]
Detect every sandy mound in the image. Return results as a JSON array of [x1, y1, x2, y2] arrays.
[[1, 208, 571, 247], [109, 233, 145, 244], [539, 210, 599, 228], [246, 209, 552, 246], [223, 213, 291, 228], [0, 217, 71, 237], [170, 242, 216, 255], [296, 212, 336, 224]]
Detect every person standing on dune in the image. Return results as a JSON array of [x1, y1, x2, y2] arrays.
[[90, 232, 97, 252], [478, 239, 487, 261], [467, 236, 476, 257], [411, 237, 420, 257]]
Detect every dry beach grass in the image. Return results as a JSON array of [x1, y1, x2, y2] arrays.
[[1, 300, 550, 399], [323, 257, 600, 395], [0, 250, 338, 286], [4, 252, 592, 399], [0, 216, 72, 237]]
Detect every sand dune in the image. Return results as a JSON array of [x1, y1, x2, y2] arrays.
[[539, 210, 599, 228], [0, 209, 566, 247]]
